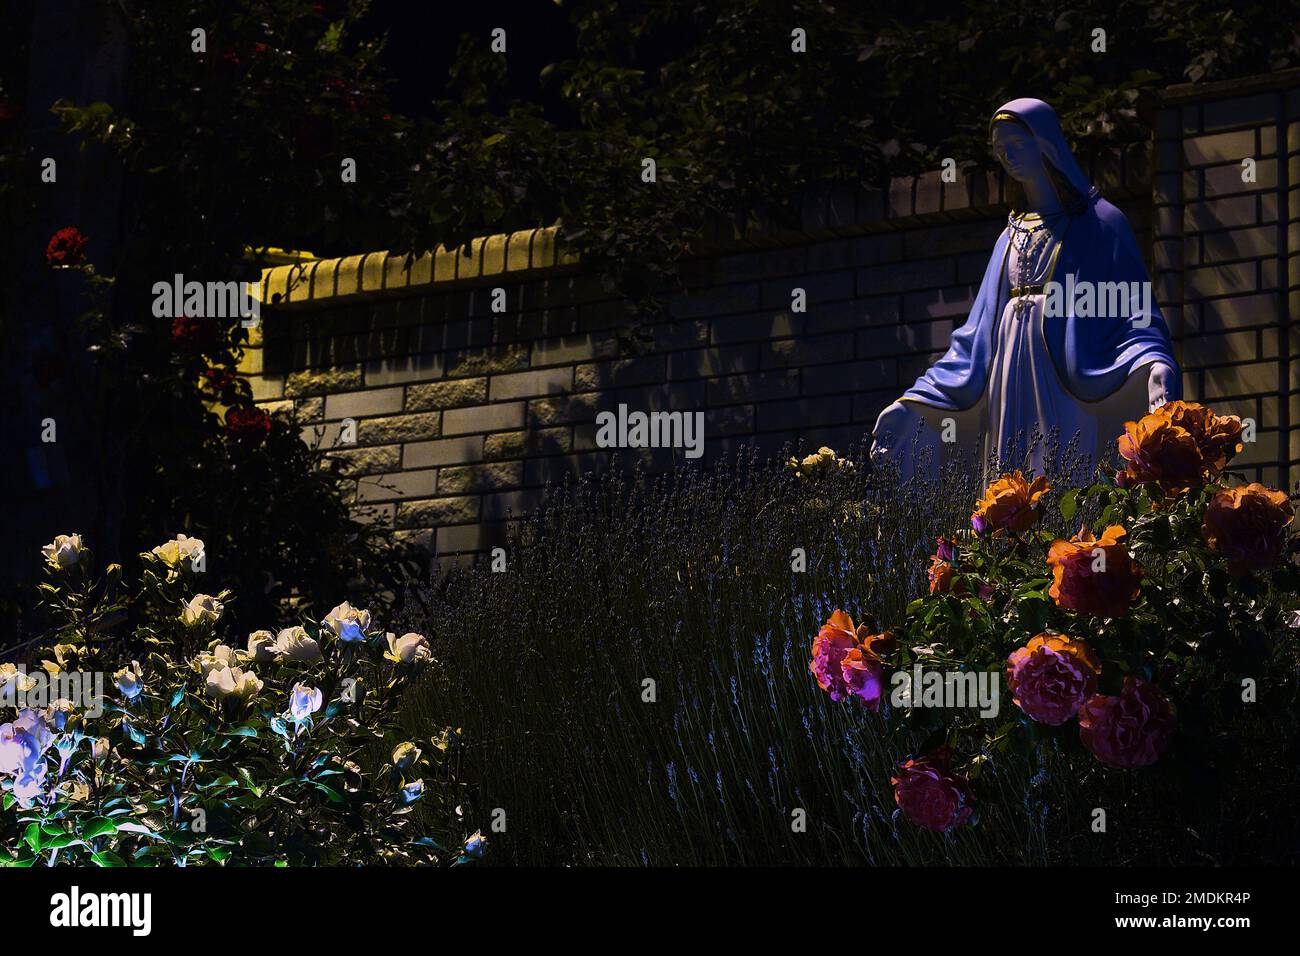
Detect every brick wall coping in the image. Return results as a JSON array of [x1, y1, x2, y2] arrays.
[[1162, 66, 1300, 105], [257, 225, 578, 310]]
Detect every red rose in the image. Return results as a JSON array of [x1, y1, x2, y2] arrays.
[[891, 748, 974, 832], [1047, 524, 1142, 618], [203, 367, 235, 387], [1202, 483, 1294, 576], [225, 405, 271, 448], [45, 227, 88, 267], [1078, 677, 1174, 769], [170, 314, 221, 352], [1006, 634, 1102, 726]]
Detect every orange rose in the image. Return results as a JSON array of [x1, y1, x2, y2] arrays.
[[1161, 401, 1243, 475], [927, 556, 957, 595], [1047, 524, 1141, 618], [1116, 415, 1203, 495], [1203, 483, 1294, 576], [1117, 401, 1243, 494], [858, 629, 896, 658], [971, 471, 1050, 535]]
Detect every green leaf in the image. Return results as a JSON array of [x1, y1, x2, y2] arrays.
[[237, 766, 264, 798], [43, 832, 84, 850], [22, 823, 41, 852], [312, 782, 345, 804], [124, 721, 148, 746], [1060, 488, 1080, 522], [83, 817, 119, 840]]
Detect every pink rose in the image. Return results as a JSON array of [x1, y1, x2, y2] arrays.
[[1078, 677, 1175, 769], [1006, 634, 1102, 726], [810, 610, 858, 702], [840, 647, 885, 710], [891, 748, 974, 832]]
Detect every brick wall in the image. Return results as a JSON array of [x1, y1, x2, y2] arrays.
[[245, 71, 1299, 562], [1153, 68, 1300, 489]]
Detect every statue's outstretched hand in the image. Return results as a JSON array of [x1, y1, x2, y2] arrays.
[[1147, 362, 1177, 412], [870, 401, 911, 462]]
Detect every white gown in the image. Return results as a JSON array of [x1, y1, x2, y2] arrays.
[[888, 210, 1152, 479]]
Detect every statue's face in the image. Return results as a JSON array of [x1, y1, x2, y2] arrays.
[[992, 122, 1043, 183]]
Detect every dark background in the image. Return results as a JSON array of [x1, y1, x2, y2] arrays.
[[361, 0, 576, 121]]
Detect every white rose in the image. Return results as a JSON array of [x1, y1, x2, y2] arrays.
[[41, 534, 83, 571], [274, 626, 322, 662], [114, 665, 143, 700], [91, 738, 110, 765], [180, 594, 224, 627], [245, 630, 277, 664], [41, 643, 78, 674], [151, 533, 205, 569], [289, 683, 323, 723], [232, 669, 264, 700], [0, 663, 37, 696], [205, 666, 261, 700], [13, 767, 48, 808], [322, 602, 371, 642], [386, 631, 432, 665], [194, 643, 238, 675], [392, 741, 421, 769], [1, 711, 53, 777]]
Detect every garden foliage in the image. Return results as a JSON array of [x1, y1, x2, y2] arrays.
[[1, 535, 479, 866], [413, 405, 1300, 865]]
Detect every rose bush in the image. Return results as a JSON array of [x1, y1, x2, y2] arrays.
[[811, 401, 1300, 834], [0, 535, 480, 866]]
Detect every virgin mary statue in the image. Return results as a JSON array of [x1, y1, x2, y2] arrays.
[[869, 98, 1180, 477]]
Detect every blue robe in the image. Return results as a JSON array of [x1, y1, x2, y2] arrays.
[[899, 99, 1180, 450]]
